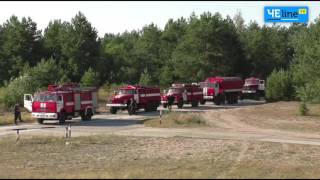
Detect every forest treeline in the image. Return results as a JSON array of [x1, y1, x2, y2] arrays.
[[0, 11, 320, 110]]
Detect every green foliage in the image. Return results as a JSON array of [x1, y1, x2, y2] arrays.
[[295, 80, 320, 103], [81, 68, 98, 87], [299, 102, 309, 116], [265, 69, 294, 101], [3, 75, 36, 107], [139, 69, 153, 86], [0, 15, 43, 84], [2, 57, 63, 107]]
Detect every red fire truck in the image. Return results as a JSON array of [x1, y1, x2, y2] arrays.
[[199, 77, 244, 105], [161, 83, 204, 108], [240, 77, 265, 100], [106, 85, 161, 115], [23, 83, 98, 124]]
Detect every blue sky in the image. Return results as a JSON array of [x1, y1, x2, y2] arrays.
[[0, 1, 319, 37]]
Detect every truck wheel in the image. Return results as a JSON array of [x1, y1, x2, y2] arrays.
[[200, 100, 205, 105], [214, 97, 221, 105], [110, 107, 118, 114], [152, 103, 158, 111], [58, 112, 66, 125], [144, 106, 151, 112], [163, 103, 168, 108], [191, 101, 198, 107], [177, 101, 184, 108], [37, 118, 44, 124]]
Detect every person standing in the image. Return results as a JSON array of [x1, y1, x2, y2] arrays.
[[13, 103, 23, 125]]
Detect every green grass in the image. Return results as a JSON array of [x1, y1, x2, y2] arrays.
[[144, 112, 208, 128]]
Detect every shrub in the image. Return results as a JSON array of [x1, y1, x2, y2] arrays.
[[265, 69, 294, 101], [81, 68, 98, 87], [299, 102, 309, 116], [139, 69, 153, 86], [3, 75, 36, 107]]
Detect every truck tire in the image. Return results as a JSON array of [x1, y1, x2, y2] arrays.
[[200, 100, 206, 105], [110, 107, 118, 114], [191, 101, 198, 107], [37, 118, 44, 124], [214, 96, 221, 105], [152, 103, 158, 111], [163, 103, 168, 108], [177, 101, 184, 108], [85, 109, 93, 121], [58, 112, 66, 125]]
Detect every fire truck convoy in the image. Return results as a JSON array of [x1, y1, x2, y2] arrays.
[[241, 77, 265, 100], [161, 83, 204, 108], [23, 83, 98, 124], [199, 77, 244, 105], [106, 85, 161, 115]]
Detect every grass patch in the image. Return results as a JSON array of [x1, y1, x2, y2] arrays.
[[0, 111, 35, 125], [1, 135, 320, 178], [144, 112, 208, 128]]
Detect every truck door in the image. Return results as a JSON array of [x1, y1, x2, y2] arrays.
[[214, 83, 219, 96], [56, 95, 64, 112], [133, 90, 139, 104], [23, 94, 33, 112], [182, 89, 187, 102], [92, 91, 98, 108], [74, 93, 81, 111], [258, 80, 265, 91]]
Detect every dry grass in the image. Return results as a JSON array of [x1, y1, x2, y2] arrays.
[[0, 111, 35, 125], [1, 135, 320, 178], [144, 112, 208, 128], [227, 101, 320, 133]]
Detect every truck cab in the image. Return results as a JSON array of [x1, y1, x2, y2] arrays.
[[241, 77, 265, 100], [161, 84, 204, 108], [106, 85, 160, 115]]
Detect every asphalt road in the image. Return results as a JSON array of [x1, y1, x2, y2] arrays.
[[2, 99, 320, 146]]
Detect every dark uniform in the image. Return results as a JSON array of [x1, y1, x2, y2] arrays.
[[13, 103, 23, 125], [128, 98, 137, 115], [167, 96, 175, 111]]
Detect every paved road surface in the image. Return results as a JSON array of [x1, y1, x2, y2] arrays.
[[2, 100, 320, 146]]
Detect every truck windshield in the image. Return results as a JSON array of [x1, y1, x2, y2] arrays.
[[245, 79, 259, 85], [34, 94, 58, 102], [117, 89, 136, 95], [199, 82, 215, 88], [168, 88, 182, 94]]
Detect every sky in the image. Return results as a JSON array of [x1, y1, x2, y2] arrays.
[[0, 1, 319, 37]]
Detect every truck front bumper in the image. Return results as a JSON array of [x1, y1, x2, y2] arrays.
[[106, 103, 127, 108], [204, 96, 213, 100], [242, 90, 256, 94], [32, 112, 57, 119]]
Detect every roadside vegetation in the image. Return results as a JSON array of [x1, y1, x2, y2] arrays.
[[144, 112, 207, 128], [1, 134, 320, 179]]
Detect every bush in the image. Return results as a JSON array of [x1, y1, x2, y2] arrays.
[[81, 68, 98, 87], [265, 69, 294, 101], [139, 69, 153, 86], [299, 102, 309, 116], [3, 75, 36, 107]]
